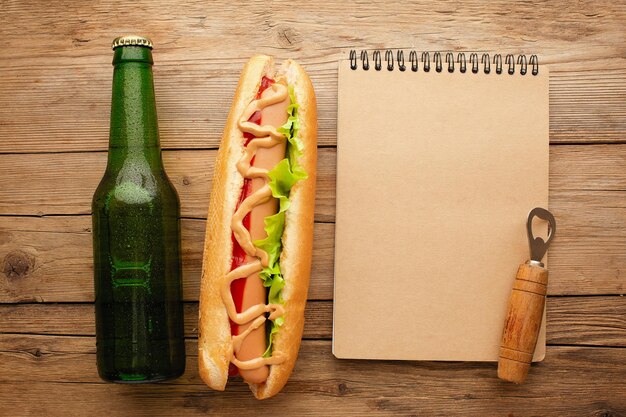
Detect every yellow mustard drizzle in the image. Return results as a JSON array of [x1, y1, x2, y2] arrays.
[[222, 82, 289, 371]]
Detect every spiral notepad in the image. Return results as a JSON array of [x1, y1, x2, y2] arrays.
[[333, 50, 549, 361]]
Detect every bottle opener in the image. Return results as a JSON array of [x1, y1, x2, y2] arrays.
[[498, 207, 556, 384]]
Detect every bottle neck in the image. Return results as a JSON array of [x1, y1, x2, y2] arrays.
[[107, 46, 162, 170]]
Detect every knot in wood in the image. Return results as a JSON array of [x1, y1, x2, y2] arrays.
[[3, 250, 35, 279], [337, 382, 348, 395], [595, 410, 617, 417], [276, 25, 302, 50]]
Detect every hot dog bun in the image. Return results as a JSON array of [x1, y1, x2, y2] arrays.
[[198, 55, 317, 399]]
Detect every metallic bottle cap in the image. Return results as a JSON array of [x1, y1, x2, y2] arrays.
[[111, 36, 153, 50]]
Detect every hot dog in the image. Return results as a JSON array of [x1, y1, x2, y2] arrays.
[[198, 55, 317, 399]]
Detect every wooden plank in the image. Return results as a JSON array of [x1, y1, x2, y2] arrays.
[[2, 145, 625, 299], [2, 145, 625, 220], [0, 216, 334, 302], [0, 205, 623, 302], [1, 2, 626, 153], [1, 297, 624, 347], [547, 297, 626, 347], [0, 302, 333, 341], [549, 190, 626, 295], [549, 144, 626, 294], [549, 67, 626, 143], [0, 336, 623, 416], [0, 148, 336, 222], [1, 65, 624, 153], [3, 0, 625, 69], [5, 0, 625, 69], [0, 192, 624, 302], [551, 145, 626, 192], [1, 379, 621, 417]]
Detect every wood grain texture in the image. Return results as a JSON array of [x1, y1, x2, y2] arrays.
[[1, 297, 624, 347], [0, 148, 336, 222], [0, 216, 334, 302], [0, 302, 331, 341], [0, 205, 621, 302], [1, 0, 625, 414], [0, 1, 625, 153], [547, 296, 626, 347], [1, 145, 625, 300], [1, 144, 624, 220], [498, 264, 550, 384], [0, 336, 624, 416], [0, 205, 622, 303]]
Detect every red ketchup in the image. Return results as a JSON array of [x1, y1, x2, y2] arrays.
[[228, 76, 275, 377]]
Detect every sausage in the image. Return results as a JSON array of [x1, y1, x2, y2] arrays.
[[235, 84, 289, 384]]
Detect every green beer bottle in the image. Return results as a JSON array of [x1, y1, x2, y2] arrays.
[[92, 36, 185, 382]]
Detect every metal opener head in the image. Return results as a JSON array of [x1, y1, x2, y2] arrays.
[[526, 207, 556, 266]]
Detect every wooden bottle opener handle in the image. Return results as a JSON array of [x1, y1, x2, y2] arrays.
[[498, 261, 548, 384]]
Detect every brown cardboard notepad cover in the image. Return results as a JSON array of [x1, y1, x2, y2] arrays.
[[333, 59, 549, 361]]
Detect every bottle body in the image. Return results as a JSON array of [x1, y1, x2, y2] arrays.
[[92, 40, 185, 383]]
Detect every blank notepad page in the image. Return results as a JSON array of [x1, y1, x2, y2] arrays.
[[333, 58, 549, 361]]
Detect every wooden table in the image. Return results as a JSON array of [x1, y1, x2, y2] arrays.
[[1, 1, 625, 415]]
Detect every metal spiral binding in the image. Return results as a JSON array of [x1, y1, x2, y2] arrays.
[[517, 55, 528, 75], [383, 50, 392, 71], [458, 53, 467, 73], [446, 53, 454, 72], [529, 55, 539, 76], [373, 50, 382, 71], [349, 49, 357, 70], [482, 54, 491, 74], [422, 52, 430, 72], [397, 50, 406, 71], [505, 54, 515, 74], [349, 50, 539, 75], [494, 54, 503, 74], [409, 51, 418, 71], [470, 53, 479, 74], [361, 50, 370, 70], [434, 52, 442, 72]]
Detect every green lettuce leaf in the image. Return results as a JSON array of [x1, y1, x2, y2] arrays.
[[252, 85, 307, 357]]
